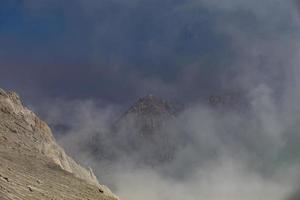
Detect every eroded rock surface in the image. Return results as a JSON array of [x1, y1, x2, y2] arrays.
[[0, 88, 119, 200]]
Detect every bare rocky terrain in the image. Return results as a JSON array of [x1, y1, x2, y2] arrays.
[[0, 88, 119, 200]]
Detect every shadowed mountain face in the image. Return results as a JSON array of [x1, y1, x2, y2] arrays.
[[119, 95, 182, 136], [90, 93, 249, 167], [89, 93, 251, 167], [117, 95, 183, 164], [125, 95, 181, 116], [0, 88, 118, 200], [89, 95, 183, 166]]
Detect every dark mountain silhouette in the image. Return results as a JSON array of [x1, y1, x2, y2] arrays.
[[89, 92, 248, 167], [90, 95, 183, 166]]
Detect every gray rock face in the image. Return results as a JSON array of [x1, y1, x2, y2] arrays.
[[119, 95, 179, 135], [125, 95, 180, 116], [91, 95, 183, 166], [0, 88, 119, 200]]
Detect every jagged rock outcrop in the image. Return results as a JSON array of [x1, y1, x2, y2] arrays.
[[0, 88, 119, 200]]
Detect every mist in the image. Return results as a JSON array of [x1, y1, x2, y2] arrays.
[[5, 0, 300, 199], [38, 75, 300, 200]]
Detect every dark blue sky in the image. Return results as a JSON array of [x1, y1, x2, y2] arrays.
[[0, 0, 297, 106]]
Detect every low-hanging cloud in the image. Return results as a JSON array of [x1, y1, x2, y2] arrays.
[[4, 0, 300, 199], [39, 78, 300, 200], [38, 57, 300, 200]]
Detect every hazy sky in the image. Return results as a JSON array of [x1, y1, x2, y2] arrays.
[[2, 0, 297, 106], [2, 2, 300, 200]]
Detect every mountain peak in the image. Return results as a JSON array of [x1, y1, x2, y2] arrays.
[[109, 95, 182, 164], [125, 95, 180, 117]]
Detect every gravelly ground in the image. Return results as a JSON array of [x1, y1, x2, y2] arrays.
[[0, 150, 115, 200]]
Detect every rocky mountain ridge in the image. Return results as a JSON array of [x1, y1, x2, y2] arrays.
[[125, 94, 181, 116], [89, 95, 182, 165], [117, 95, 182, 135], [0, 88, 118, 200]]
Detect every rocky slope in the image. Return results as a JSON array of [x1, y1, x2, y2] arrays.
[[0, 88, 119, 200]]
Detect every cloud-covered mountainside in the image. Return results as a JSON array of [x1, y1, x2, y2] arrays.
[[2, 0, 300, 200], [91, 95, 184, 165], [45, 73, 300, 200], [0, 88, 119, 200]]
